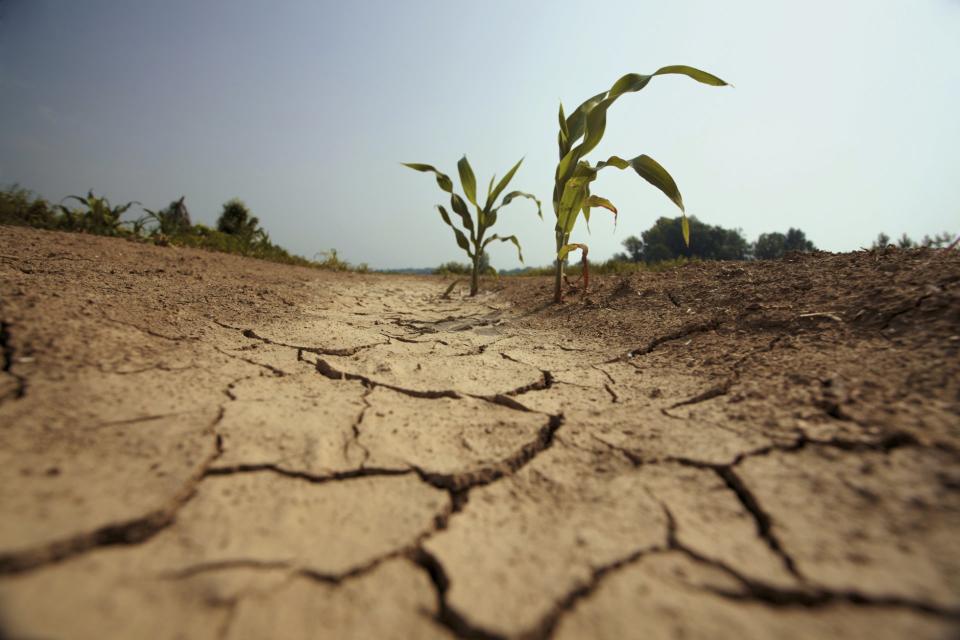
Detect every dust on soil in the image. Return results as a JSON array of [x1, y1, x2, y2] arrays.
[[1, 225, 958, 639]]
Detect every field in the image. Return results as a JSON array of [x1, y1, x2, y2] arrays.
[[1, 225, 958, 639]]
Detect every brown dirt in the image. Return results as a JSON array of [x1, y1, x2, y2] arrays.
[[0, 225, 958, 639]]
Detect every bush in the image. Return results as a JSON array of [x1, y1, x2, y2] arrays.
[[0, 185, 58, 229], [434, 252, 494, 276], [0, 186, 362, 272]]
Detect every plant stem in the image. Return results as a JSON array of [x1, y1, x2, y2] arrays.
[[553, 229, 564, 303], [582, 251, 589, 293], [470, 253, 480, 296], [553, 259, 563, 303]]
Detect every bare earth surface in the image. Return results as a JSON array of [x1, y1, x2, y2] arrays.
[[1, 225, 958, 639]]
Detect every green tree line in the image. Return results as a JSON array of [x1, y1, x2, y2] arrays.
[[611, 216, 816, 263], [0, 185, 362, 271]]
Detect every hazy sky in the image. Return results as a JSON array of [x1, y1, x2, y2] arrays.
[[1, 1, 958, 269]]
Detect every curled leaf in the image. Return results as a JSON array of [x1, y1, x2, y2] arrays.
[[483, 233, 525, 263], [558, 242, 588, 261], [403, 163, 454, 193], [499, 190, 542, 219]]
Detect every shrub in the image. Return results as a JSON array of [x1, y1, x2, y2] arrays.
[[0, 185, 58, 229]]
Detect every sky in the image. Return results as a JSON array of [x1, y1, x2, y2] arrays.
[[1, 0, 958, 269]]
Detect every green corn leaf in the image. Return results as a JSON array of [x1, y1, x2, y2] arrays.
[[630, 154, 684, 212], [403, 163, 454, 193], [558, 103, 569, 156], [566, 66, 729, 173], [487, 157, 524, 210], [606, 66, 729, 101], [450, 193, 475, 237], [437, 205, 473, 257], [557, 176, 591, 235], [608, 73, 653, 97], [486, 174, 495, 203], [595, 154, 685, 212], [595, 155, 630, 170], [555, 147, 579, 188], [499, 190, 543, 219], [113, 201, 140, 216], [564, 91, 606, 149], [681, 214, 691, 247], [576, 95, 615, 158], [654, 65, 729, 87], [483, 233, 525, 263], [458, 156, 478, 207]]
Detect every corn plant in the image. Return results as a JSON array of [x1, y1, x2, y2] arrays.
[[552, 65, 729, 302], [141, 196, 192, 237], [57, 190, 139, 236], [404, 156, 541, 296]]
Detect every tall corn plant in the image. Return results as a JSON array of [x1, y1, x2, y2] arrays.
[[57, 190, 139, 236], [404, 156, 541, 296], [552, 65, 730, 302]]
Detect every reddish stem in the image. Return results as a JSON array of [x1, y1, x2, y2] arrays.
[[582, 249, 589, 294]]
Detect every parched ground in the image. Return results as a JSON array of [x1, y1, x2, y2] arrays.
[[0, 225, 958, 639]]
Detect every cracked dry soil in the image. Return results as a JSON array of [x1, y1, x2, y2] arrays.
[[0, 226, 958, 640]]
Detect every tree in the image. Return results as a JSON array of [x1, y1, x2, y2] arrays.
[[615, 235, 645, 262], [872, 232, 891, 248], [434, 252, 493, 276], [617, 217, 748, 264], [753, 228, 817, 259], [871, 231, 959, 249], [922, 231, 956, 248], [753, 232, 786, 260], [216, 198, 265, 244], [784, 227, 816, 253]]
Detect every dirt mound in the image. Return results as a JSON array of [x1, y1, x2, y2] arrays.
[[503, 249, 960, 452], [1, 226, 958, 639]]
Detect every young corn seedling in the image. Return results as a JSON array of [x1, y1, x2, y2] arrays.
[[553, 65, 730, 302], [404, 156, 541, 296]]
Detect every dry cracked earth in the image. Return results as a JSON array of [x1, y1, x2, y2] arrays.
[[1, 225, 959, 639]]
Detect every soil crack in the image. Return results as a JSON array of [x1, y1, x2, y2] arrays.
[[0, 320, 27, 401], [204, 463, 412, 484], [410, 414, 565, 493], [712, 466, 801, 579], [312, 356, 552, 413], [213, 320, 385, 356], [0, 406, 227, 575], [410, 547, 506, 640], [612, 317, 722, 361]]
